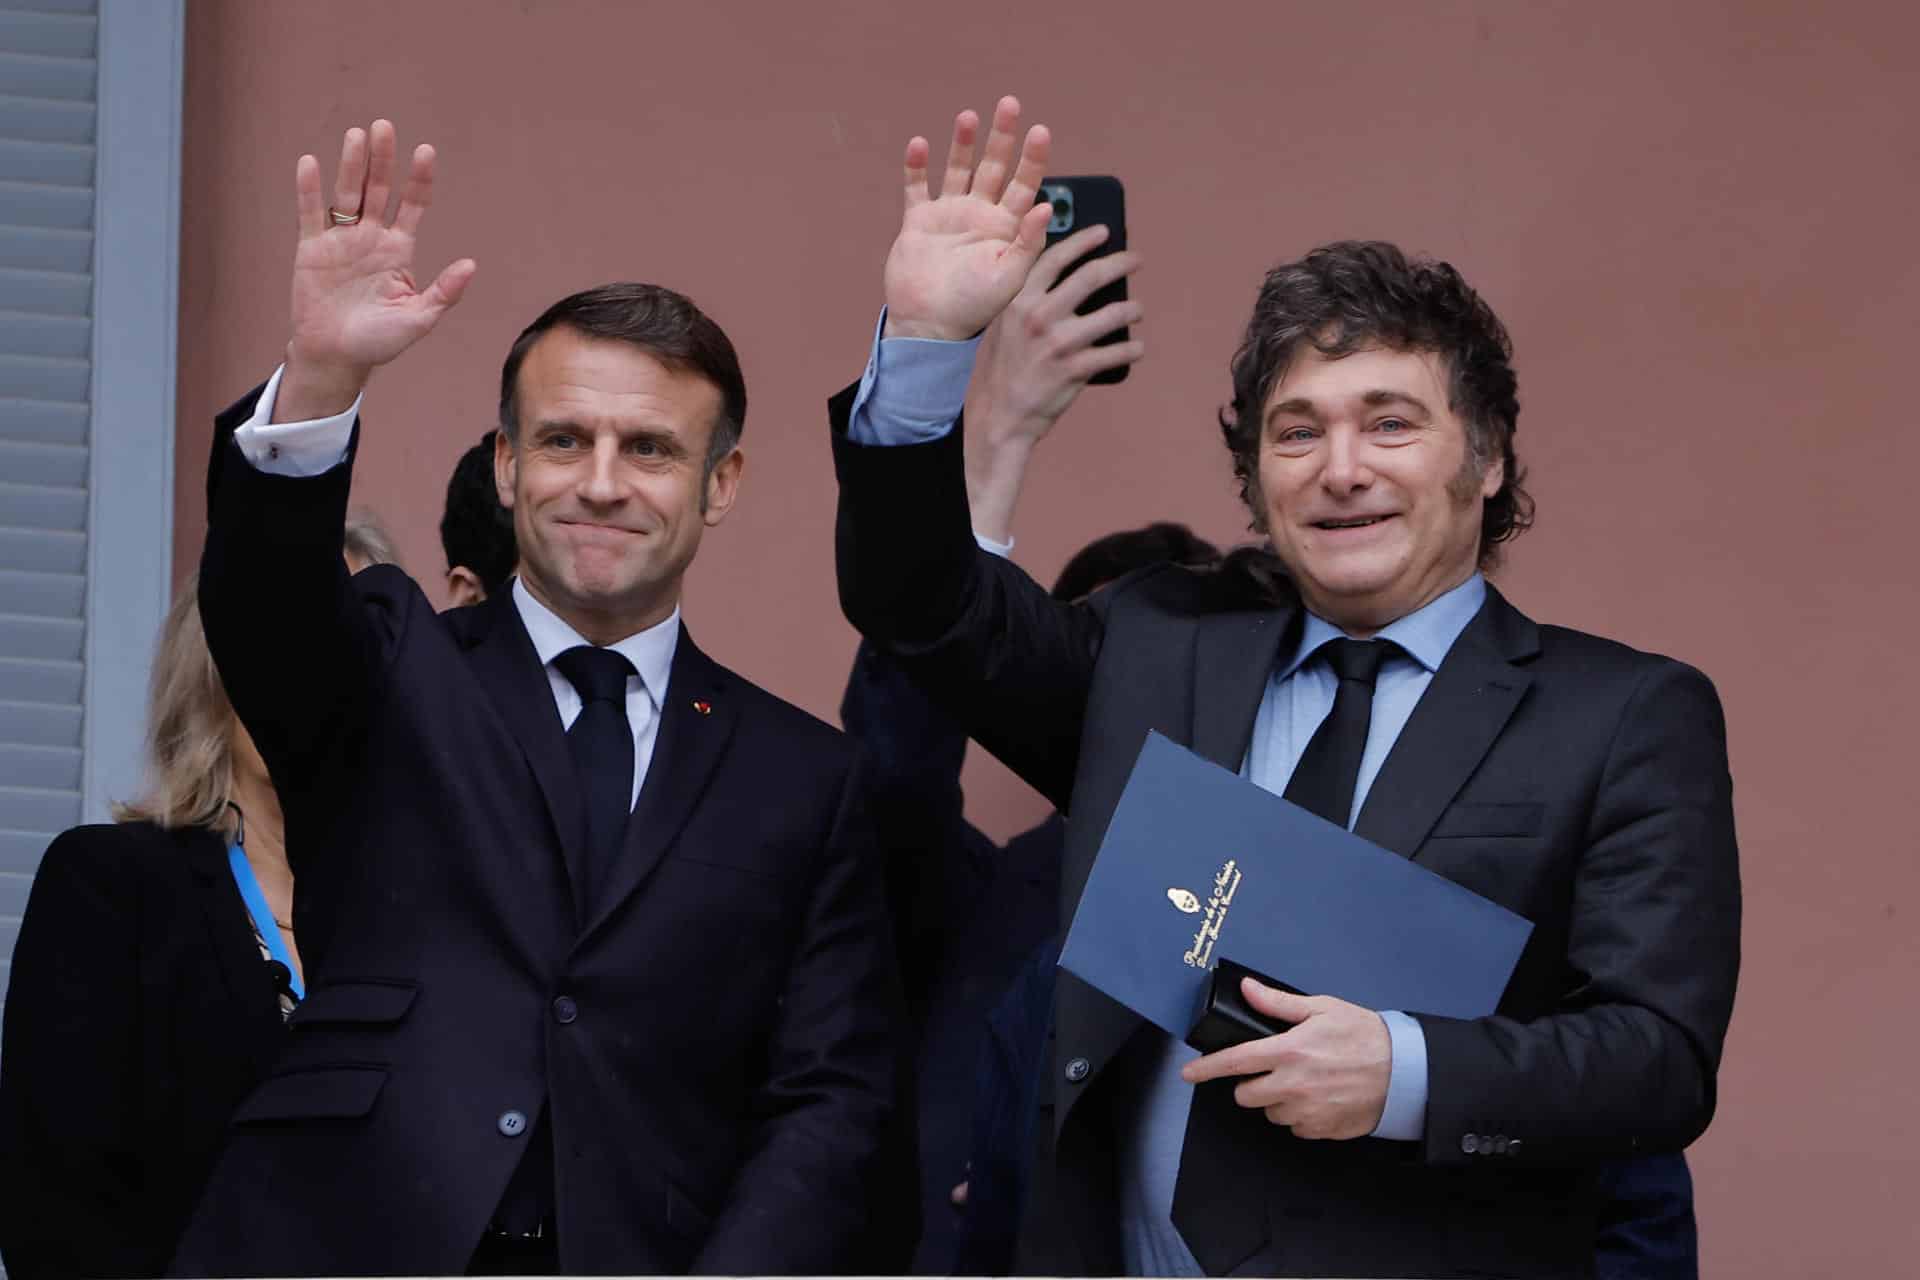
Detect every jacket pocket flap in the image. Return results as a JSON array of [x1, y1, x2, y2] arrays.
[[293, 979, 418, 1026], [234, 1065, 386, 1124], [1431, 802, 1545, 839]]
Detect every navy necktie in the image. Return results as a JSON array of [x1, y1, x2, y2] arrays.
[[552, 645, 637, 908], [1284, 638, 1398, 829]]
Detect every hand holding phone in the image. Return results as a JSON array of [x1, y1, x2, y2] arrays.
[[1036, 175, 1133, 384]]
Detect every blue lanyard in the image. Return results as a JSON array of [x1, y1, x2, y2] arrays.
[[227, 841, 304, 1001]]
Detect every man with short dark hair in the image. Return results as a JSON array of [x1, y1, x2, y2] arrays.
[[175, 119, 899, 1277], [832, 98, 1739, 1278], [441, 429, 517, 605]]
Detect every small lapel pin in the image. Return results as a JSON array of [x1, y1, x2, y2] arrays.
[[692, 699, 712, 716]]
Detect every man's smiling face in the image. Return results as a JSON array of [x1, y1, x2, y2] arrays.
[[1256, 344, 1500, 634], [496, 327, 742, 644]]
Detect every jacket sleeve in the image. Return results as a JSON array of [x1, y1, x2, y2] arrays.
[[1416, 660, 1741, 1166], [692, 756, 905, 1274], [831, 381, 1103, 810], [0, 830, 155, 1278]]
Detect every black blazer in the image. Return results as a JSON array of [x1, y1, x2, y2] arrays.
[[171, 391, 901, 1276], [830, 388, 1741, 1279], [0, 822, 287, 1278]]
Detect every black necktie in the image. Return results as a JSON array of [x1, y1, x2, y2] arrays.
[[552, 645, 637, 908], [1283, 638, 1397, 829]]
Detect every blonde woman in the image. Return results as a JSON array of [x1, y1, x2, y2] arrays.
[[0, 522, 396, 1277]]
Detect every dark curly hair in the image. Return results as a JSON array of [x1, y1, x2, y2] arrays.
[[1218, 241, 1532, 565]]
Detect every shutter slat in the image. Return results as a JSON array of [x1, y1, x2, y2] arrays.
[[0, 308, 87, 357], [0, 478, 84, 530], [0, 613, 82, 660], [0, 135, 90, 185], [0, 10, 95, 60], [0, 785, 79, 830], [0, 52, 93, 102], [0, 265, 89, 312], [0, 656, 79, 701], [0, 568, 81, 615], [0, 224, 89, 271], [0, 438, 85, 485], [0, 178, 90, 229], [0, 352, 87, 399], [0, 866, 33, 915], [0, 697, 80, 747], [0, 525, 84, 572], [0, 741, 78, 789], [0, 394, 87, 444], [0, 91, 91, 143]]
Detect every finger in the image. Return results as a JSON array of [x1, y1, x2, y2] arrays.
[[940, 110, 979, 197], [1243, 978, 1318, 1024], [1064, 336, 1146, 383], [1051, 249, 1141, 312], [362, 119, 397, 225], [1182, 1037, 1281, 1083], [294, 154, 325, 238], [331, 126, 368, 217], [1266, 1102, 1326, 1135], [1055, 298, 1143, 351], [1000, 200, 1051, 276], [392, 143, 437, 237], [417, 257, 478, 320], [1025, 224, 1109, 294], [999, 123, 1052, 213], [902, 136, 931, 208], [971, 95, 1023, 201]]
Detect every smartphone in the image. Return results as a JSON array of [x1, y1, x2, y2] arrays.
[[1036, 175, 1129, 384]]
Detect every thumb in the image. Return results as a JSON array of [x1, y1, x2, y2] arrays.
[[1242, 977, 1316, 1025], [1004, 201, 1051, 272], [418, 257, 477, 318]]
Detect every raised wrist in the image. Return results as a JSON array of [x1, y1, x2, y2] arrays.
[[275, 345, 369, 424], [881, 311, 973, 343]]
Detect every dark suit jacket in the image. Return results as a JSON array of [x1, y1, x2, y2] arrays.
[[830, 388, 1740, 1279], [0, 822, 287, 1278], [171, 391, 900, 1276]]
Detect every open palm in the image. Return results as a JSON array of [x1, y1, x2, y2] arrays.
[[286, 120, 475, 377], [883, 98, 1054, 342]]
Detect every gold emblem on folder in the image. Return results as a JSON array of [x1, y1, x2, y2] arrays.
[[1182, 859, 1244, 969], [1167, 888, 1201, 914]]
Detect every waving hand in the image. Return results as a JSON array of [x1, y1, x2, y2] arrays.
[[275, 119, 477, 423], [882, 97, 1054, 342]]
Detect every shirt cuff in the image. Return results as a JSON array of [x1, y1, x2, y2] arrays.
[[231, 363, 361, 476], [844, 308, 980, 446], [972, 531, 1014, 558], [1370, 1010, 1429, 1141]]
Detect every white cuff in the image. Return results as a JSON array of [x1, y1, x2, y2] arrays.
[[972, 530, 1015, 558], [232, 363, 361, 477]]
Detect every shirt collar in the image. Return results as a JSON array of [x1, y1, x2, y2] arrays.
[[1279, 573, 1487, 680], [511, 577, 680, 706]]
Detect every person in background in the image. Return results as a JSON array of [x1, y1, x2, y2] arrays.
[[440, 429, 518, 605], [343, 507, 403, 574], [0, 502, 402, 1280]]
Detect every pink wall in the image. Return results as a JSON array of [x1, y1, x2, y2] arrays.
[[173, 1, 1919, 1271]]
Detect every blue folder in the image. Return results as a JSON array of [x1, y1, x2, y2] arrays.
[[1060, 732, 1533, 1036]]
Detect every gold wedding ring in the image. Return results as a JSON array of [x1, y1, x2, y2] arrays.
[[327, 206, 363, 227]]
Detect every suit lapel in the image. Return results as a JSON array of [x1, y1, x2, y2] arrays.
[[458, 589, 589, 916], [1189, 607, 1295, 770], [1353, 586, 1539, 858], [578, 625, 738, 945]]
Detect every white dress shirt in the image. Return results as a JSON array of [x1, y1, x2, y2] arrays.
[[233, 364, 678, 807]]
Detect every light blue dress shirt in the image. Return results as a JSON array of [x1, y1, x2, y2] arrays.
[[847, 313, 1486, 1273]]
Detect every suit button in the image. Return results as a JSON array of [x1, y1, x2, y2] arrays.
[[1506, 1138, 1522, 1156], [1492, 1134, 1509, 1153], [497, 1110, 528, 1138], [553, 995, 578, 1024], [1064, 1056, 1091, 1083], [1461, 1133, 1479, 1154]]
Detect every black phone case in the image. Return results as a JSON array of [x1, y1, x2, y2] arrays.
[[1040, 174, 1128, 384], [1184, 957, 1305, 1055]]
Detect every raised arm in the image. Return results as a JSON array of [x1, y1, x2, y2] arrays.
[[201, 121, 473, 807]]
